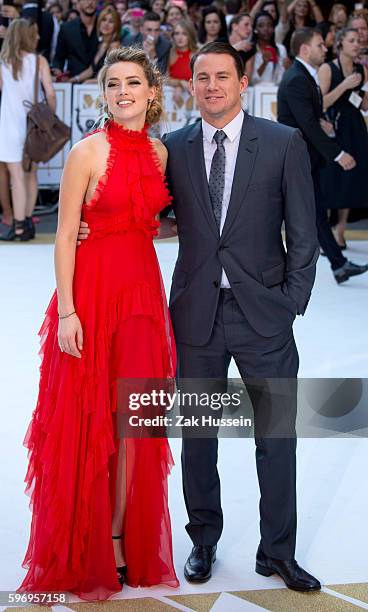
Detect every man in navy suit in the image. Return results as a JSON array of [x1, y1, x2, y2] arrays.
[[162, 42, 320, 592]]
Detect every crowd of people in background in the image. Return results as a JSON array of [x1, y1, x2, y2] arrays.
[[1, 0, 367, 85], [0, 0, 367, 248]]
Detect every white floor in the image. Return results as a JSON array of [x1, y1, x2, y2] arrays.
[[1, 240, 368, 607]]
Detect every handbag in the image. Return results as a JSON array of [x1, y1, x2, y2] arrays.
[[22, 55, 71, 172]]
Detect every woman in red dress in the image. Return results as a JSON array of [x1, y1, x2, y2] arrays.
[[17, 47, 179, 601], [168, 19, 199, 84]]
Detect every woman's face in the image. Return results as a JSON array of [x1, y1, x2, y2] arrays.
[[263, 3, 277, 22], [173, 25, 189, 49], [340, 31, 361, 58], [255, 15, 274, 42], [325, 24, 336, 48], [166, 6, 182, 26], [99, 13, 115, 36], [204, 12, 221, 37], [152, 0, 164, 15], [236, 15, 252, 40], [104, 61, 155, 127], [295, 0, 309, 18]]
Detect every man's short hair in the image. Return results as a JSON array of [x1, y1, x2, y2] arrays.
[[190, 41, 245, 79], [290, 27, 320, 58], [143, 11, 161, 23]]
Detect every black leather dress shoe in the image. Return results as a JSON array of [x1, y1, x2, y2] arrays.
[[333, 261, 368, 284], [256, 548, 321, 592], [184, 545, 216, 582]]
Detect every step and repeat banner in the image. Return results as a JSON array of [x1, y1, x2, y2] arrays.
[[36, 82, 264, 187], [37, 83, 368, 187]]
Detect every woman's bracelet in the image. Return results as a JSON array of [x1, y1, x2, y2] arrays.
[[59, 310, 76, 320]]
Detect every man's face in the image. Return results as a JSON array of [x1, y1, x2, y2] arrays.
[[304, 33, 327, 68], [77, 0, 97, 17], [141, 19, 160, 43], [351, 18, 368, 45], [189, 53, 247, 126]]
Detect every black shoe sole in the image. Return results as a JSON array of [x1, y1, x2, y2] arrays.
[[184, 556, 216, 583], [334, 273, 349, 284], [335, 268, 368, 284], [255, 563, 321, 592]]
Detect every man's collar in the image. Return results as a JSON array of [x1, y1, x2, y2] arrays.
[[296, 57, 319, 83], [202, 109, 244, 144]]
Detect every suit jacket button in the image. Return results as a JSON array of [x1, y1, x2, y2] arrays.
[[213, 280, 219, 288]]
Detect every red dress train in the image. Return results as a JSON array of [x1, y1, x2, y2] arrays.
[[17, 120, 179, 600]]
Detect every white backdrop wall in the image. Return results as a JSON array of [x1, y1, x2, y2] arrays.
[[37, 83, 368, 187]]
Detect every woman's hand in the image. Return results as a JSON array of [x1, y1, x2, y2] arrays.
[[261, 49, 273, 64], [58, 313, 83, 358], [343, 73, 363, 91], [232, 40, 253, 52], [157, 217, 178, 239], [320, 117, 334, 136]]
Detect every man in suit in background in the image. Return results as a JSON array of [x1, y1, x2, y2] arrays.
[[122, 12, 171, 75], [52, 0, 98, 80], [278, 27, 368, 284], [162, 42, 320, 591]]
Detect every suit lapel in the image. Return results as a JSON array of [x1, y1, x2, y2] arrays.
[[185, 121, 219, 238], [220, 112, 258, 242], [294, 61, 322, 112]]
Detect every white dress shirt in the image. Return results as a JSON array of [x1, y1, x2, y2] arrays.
[[295, 57, 320, 86], [296, 57, 344, 162], [202, 109, 244, 288]]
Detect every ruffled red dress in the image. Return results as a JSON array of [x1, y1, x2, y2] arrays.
[[17, 119, 179, 601]]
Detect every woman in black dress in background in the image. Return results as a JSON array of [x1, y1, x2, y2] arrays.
[[319, 27, 368, 249]]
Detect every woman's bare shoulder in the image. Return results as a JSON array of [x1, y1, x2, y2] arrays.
[[69, 129, 109, 160]]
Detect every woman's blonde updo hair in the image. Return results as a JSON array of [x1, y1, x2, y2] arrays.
[[98, 47, 164, 125]]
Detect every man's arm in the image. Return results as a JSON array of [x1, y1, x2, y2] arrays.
[[158, 133, 177, 237], [285, 75, 341, 162], [160, 133, 175, 217], [156, 38, 171, 75], [282, 129, 320, 315]]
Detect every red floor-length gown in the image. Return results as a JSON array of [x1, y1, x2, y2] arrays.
[[17, 119, 179, 600]]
